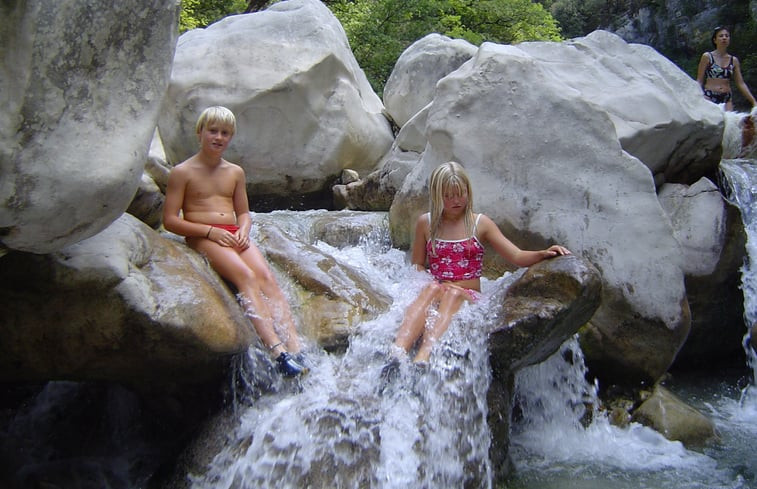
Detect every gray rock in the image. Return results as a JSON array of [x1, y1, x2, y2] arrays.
[[0, 0, 180, 254], [383, 33, 477, 127], [332, 151, 419, 211], [158, 0, 393, 202], [486, 255, 602, 483], [390, 40, 690, 385], [659, 178, 746, 368], [632, 384, 719, 448], [0, 213, 253, 393], [515, 31, 723, 185]]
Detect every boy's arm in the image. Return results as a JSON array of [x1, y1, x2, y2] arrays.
[[231, 165, 252, 236]]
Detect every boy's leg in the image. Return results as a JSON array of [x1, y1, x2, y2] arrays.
[[238, 244, 302, 353], [413, 285, 469, 363], [191, 240, 284, 354]]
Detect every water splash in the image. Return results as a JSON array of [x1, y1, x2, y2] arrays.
[[508, 338, 746, 489], [190, 220, 496, 489], [719, 159, 757, 385]]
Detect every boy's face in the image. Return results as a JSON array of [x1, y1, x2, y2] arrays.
[[199, 122, 234, 155]]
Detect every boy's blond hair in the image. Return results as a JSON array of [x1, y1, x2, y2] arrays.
[[195, 106, 236, 135]]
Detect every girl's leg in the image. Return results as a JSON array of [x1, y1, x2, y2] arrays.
[[237, 244, 302, 353], [191, 240, 285, 355], [393, 282, 442, 353], [413, 285, 470, 363]]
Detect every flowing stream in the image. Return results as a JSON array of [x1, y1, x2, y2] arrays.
[[5, 114, 757, 488], [190, 114, 757, 488], [504, 138, 757, 486], [190, 215, 512, 488]]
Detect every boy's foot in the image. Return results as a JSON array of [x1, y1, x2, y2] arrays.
[[276, 352, 308, 377]]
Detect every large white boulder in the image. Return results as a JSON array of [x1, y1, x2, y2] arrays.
[[0, 1, 179, 254], [159, 0, 393, 202], [513, 31, 723, 185], [383, 33, 477, 128], [390, 41, 690, 383], [659, 178, 746, 368]]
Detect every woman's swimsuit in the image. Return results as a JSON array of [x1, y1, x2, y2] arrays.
[[705, 52, 733, 79], [426, 214, 484, 300], [703, 52, 733, 104]]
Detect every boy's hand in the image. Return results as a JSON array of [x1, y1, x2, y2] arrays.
[[234, 230, 250, 250]]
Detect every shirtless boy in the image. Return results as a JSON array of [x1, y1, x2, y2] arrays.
[[163, 106, 308, 377]]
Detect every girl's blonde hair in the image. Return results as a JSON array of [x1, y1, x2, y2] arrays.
[[428, 161, 475, 249], [195, 106, 236, 136]]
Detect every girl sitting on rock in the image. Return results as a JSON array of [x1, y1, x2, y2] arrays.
[[388, 161, 571, 365]]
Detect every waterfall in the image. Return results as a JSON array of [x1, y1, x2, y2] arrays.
[[189, 217, 499, 489], [719, 158, 757, 393], [718, 108, 757, 391], [506, 109, 757, 489]]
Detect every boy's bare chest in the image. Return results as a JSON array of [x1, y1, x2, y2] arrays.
[[186, 174, 235, 199]]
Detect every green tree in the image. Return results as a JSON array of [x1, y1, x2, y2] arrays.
[[180, 0, 563, 94], [179, 0, 273, 32], [331, 0, 562, 94]]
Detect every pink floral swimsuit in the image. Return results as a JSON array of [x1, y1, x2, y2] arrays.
[[426, 214, 484, 300]]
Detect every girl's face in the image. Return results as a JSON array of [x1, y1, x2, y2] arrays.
[[442, 185, 468, 215], [199, 122, 234, 154], [713, 29, 730, 48]]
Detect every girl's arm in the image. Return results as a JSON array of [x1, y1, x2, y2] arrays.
[[410, 213, 430, 271], [478, 214, 570, 268], [732, 57, 756, 107]]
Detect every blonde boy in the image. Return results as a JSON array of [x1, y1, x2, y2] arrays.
[[163, 106, 307, 377]]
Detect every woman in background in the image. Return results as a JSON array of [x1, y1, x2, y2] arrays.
[[696, 26, 756, 111]]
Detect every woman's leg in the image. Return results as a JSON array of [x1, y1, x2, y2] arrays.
[[393, 282, 443, 353], [413, 285, 470, 363]]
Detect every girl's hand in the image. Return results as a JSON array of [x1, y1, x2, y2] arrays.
[[546, 245, 571, 257]]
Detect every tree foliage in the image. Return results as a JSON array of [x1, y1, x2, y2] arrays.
[[178, 0, 563, 94], [330, 0, 562, 94], [179, 0, 272, 32]]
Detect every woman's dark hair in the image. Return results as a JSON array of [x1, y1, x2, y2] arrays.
[[711, 26, 729, 48]]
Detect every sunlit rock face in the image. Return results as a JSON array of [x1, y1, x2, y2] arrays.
[[383, 33, 477, 128], [0, 213, 254, 392], [389, 39, 693, 385], [159, 0, 393, 205], [0, 0, 179, 254], [659, 178, 746, 368], [511, 30, 723, 186], [0, 211, 393, 390]]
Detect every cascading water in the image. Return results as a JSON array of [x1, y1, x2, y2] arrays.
[[507, 109, 757, 489], [188, 135, 757, 488], [190, 213, 503, 489], [720, 158, 757, 385]]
